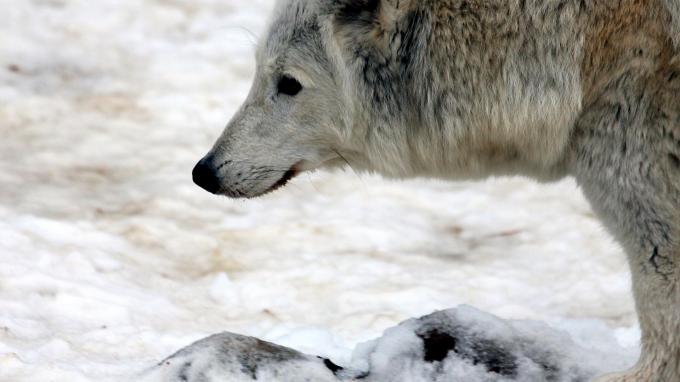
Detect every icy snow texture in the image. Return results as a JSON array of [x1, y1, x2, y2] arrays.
[[141, 306, 633, 382], [0, 0, 639, 381]]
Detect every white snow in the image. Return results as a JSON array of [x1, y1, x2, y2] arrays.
[[0, 0, 639, 381]]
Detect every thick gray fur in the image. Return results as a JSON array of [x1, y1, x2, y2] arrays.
[[196, 1, 680, 380]]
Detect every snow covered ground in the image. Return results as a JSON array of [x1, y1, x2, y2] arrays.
[[0, 1, 640, 381]]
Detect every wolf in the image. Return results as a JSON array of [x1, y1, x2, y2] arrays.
[[193, 0, 680, 380]]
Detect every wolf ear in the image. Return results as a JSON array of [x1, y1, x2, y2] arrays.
[[330, 0, 413, 46], [332, 0, 381, 28]]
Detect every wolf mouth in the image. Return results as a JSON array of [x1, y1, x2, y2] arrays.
[[265, 167, 298, 193], [251, 163, 302, 198]]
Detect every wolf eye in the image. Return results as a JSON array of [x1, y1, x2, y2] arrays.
[[277, 76, 302, 96]]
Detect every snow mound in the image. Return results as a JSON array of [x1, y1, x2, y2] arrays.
[[141, 306, 629, 382]]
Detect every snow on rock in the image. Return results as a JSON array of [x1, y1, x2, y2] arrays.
[[142, 306, 631, 382], [140, 333, 342, 382]]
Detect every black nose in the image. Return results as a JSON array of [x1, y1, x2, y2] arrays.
[[192, 158, 221, 194]]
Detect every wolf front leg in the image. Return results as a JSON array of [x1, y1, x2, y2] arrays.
[[570, 71, 680, 381]]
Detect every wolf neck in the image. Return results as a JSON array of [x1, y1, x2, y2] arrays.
[[341, 0, 589, 181]]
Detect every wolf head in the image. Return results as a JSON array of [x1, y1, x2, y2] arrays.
[[193, 0, 417, 198]]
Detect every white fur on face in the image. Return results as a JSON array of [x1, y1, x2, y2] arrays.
[[197, 1, 350, 198]]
